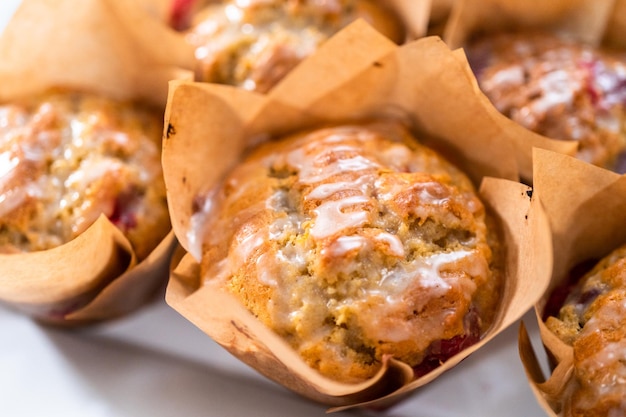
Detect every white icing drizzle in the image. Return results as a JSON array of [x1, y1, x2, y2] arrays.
[[530, 69, 580, 115], [267, 215, 295, 239], [377, 179, 451, 211], [485, 65, 525, 88], [311, 195, 370, 239], [577, 297, 626, 412], [395, 250, 472, 291], [430, 250, 477, 283], [224, 4, 244, 22], [362, 250, 480, 342], [64, 158, 123, 189], [188, 211, 210, 262], [255, 252, 278, 286], [416, 184, 449, 205], [374, 232, 405, 257], [233, 225, 266, 267], [284, 132, 382, 240], [288, 149, 379, 184], [324, 235, 367, 257], [187, 185, 222, 262], [0, 187, 28, 218], [0, 152, 19, 181], [305, 177, 369, 200]]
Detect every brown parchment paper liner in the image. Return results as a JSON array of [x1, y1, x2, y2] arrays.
[[0, 0, 192, 107], [383, 0, 431, 40], [162, 21, 553, 409], [441, 0, 620, 182], [0, 0, 192, 325], [604, 0, 626, 49], [424, 0, 457, 37], [443, 0, 615, 49], [519, 148, 626, 417], [130, 0, 174, 20]]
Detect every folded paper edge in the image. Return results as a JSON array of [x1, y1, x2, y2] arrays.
[[63, 231, 177, 323], [0, 215, 134, 317]]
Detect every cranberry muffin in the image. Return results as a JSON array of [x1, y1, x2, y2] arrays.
[[182, 0, 403, 92], [545, 244, 626, 417], [467, 32, 626, 172], [193, 121, 504, 382], [0, 90, 170, 259]]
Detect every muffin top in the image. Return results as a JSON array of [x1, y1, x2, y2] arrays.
[[0, 90, 169, 259], [546, 244, 626, 417], [467, 32, 626, 171], [194, 121, 503, 382], [184, 0, 402, 92]]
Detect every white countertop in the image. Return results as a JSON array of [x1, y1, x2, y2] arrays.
[[0, 1, 547, 415], [1, 300, 547, 417]]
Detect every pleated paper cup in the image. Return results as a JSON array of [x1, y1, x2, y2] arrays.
[[162, 21, 553, 409], [426, 0, 457, 36], [443, 0, 614, 49], [519, 148, 626, 417], [604, 0, 626, 49], [0, 0, 192, 325], [385, 0, 432, 39]]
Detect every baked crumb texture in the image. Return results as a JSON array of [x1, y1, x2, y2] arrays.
[[197, 121, 503, 383], [546, 245, 626, 417], [467, 32, 626, 172], [184, 0, 398, 93], [0, 91, 170, 259]]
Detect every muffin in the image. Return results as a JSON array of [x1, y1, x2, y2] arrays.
[[181, 0, 403, 92], [193, 120, 504, 383], [466, 32, 626, 172], [0, 90, 170, 260], [545, 244, 626, 417]]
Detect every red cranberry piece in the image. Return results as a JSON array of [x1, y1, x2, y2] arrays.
[[109, 189, 140, 231], [412, 307, 482, 378], [581, 58, 626, 109], [169, 0, 198, 31], [542, 258, 598, 321]]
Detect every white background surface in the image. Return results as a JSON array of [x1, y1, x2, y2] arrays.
[[0, 1, 548, 416], [2, 302, 548, 417]]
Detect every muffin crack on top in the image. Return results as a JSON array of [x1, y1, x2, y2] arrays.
[[194, 121, 504, 382]]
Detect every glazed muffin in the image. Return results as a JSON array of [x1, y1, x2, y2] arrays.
[[545, 244, 626, 417], [182, 0, 403, 92], [0, 90, 170, 259], [466, 32, 626, 172], [193, 121, 504, 382]]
